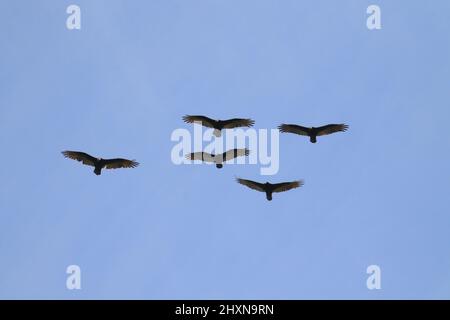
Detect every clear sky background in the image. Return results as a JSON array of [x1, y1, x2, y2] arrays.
[[1, 0, 450, 299]]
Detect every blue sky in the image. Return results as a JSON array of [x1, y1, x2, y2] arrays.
[[1, 0, 450, 299]]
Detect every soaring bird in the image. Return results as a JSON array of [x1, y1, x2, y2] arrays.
[[278, 123, 348, 143], [236, 178, 304, 201], [186, 148, 250, 169], [62, 151, 139, 175], [183, 115, 255, 137]]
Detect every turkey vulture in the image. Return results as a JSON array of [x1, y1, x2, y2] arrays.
[[236, 178, 304, 201], [62, 151, 139, 175], [183, 115, 255, 137], [186, 148, 250, 168], [278, 123, 348, 143]]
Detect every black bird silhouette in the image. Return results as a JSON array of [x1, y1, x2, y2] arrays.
[[62, 151, 139, 175], [183, 115, 255, 137], [236, 178, 304, 201], [278, 123, 348, 143], [186, 148, 250, 169]]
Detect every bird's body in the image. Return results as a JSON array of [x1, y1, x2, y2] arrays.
[[278, 123, 348, 143], [186, 149, 250, 169], [307, 127, 319, 143], [236, 178, 304, 201], [94, 159, 104, 175], [62, 151, 139, 175], [183, 115, 255, 137], [260, 182, 277, 201]]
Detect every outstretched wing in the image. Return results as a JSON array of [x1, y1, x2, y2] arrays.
[[236, 178, 266, 193], [278, 124, 311, 136], [221, 118, 255, 129], [62, 151, 97, 167], [103, 158, 139, 170], [182, 115, 216, 128], [316, 124, 348, 136], [185, 152, 215, 163], [272, 180, 304, 193], [221, 148, 250, 162]]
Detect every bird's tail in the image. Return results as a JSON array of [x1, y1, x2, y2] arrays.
[[213, 129, 222, 137], [266, 192, 273, 201], [216, 164, 223, 169], [310, 135, 317, 143], [94, 167, 102, 175]]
